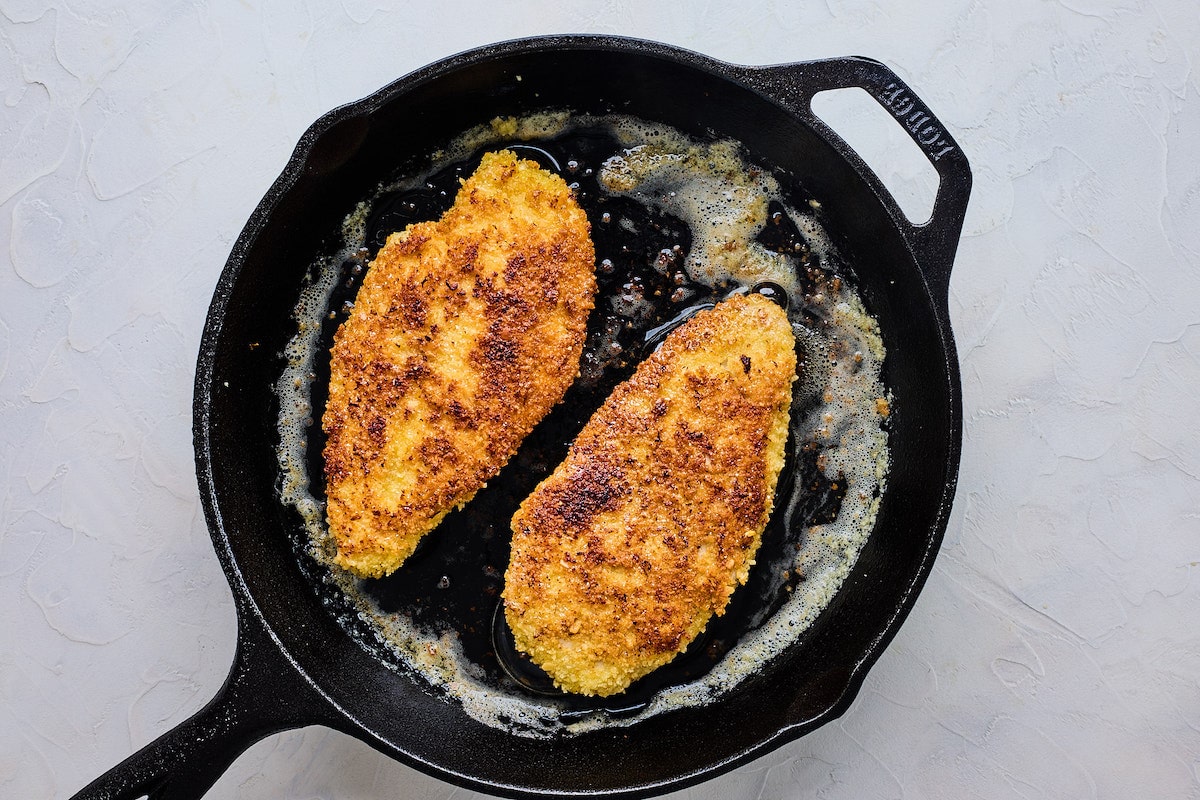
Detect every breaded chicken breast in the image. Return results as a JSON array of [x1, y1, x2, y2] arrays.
[[323, 150, 596, 578], [503, 292, 796, 696]]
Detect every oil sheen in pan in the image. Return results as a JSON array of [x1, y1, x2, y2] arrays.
[[275, 112, 891, 738]]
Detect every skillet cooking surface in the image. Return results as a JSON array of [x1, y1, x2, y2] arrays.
[[286, 120, 875, 722]]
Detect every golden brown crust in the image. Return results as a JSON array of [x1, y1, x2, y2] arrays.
[[322, 150, 596, 578], [503, 293, 796, 696]]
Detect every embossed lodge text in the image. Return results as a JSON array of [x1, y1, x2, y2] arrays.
[[876, 82, 956, 161]]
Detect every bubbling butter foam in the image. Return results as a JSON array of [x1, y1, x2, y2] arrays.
[[275, 112, 891, 738], [599, 137, 798, 298]]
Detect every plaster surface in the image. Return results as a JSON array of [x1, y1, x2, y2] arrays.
[[2, 1, 1197, 798]]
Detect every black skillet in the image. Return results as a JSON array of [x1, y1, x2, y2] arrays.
[[72, 35, 969, 800]]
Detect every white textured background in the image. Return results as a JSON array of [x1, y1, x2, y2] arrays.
[[2, 1, 1198, 798]]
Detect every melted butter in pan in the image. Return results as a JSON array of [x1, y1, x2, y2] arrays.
[[275, 112, 890, 738]]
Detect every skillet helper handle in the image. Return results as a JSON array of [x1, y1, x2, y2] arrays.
[[731, 56, 972, 303], [69, 613, 328, 800]]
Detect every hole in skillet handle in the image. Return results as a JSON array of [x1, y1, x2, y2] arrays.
[[811, 87, 940, 226], [728, 56, 972, 304]]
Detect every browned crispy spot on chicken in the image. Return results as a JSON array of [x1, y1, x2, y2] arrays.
[[323, 150, 596, 578], [503, 293, 796, 696]]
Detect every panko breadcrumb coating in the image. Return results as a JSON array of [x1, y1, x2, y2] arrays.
[[503, 292, 796, 696], [322, 150, 596, 578]]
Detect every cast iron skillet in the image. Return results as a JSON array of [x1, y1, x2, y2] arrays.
[[72, 35, 969, 800]]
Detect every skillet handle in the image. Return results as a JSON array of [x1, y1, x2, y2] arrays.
[[69, 610, 335, 800], [730, 56, 972, 303]]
